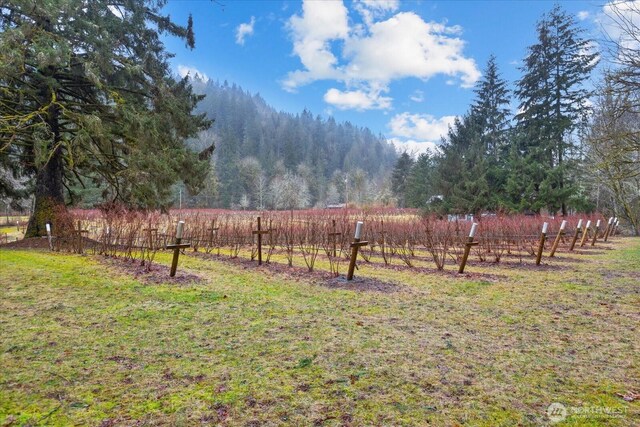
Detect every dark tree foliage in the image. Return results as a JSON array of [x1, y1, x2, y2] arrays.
[[429, 56, 511, 216], [471, 55, 511, 160], [391, 152, 414, 208], [434, 114, 490, 216], [404, 152, 436, 209], [0, 0, 212, 236], [511, 4, 597, 215]]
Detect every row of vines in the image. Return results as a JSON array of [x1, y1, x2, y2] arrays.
[[47, 208, 609, 274]]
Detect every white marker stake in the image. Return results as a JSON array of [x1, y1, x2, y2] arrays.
[[537, 222, 548, 265], [348, 221, 367, 280], [604, 217, 615, 241], [459, 223, 479, 273], [550, 220, 568, 257], [580, 220, 592, 247], [354, 221, 363, 239], [469, 223, 478, 238], [569, 219, 583, 251], [45, 223, 52, 250], [596, 219, 601, 228], [176, 221, 185, 239]]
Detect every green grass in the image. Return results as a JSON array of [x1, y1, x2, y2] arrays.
[[1, 238, 639, 426]]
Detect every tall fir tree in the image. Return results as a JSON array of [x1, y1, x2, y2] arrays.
[[405, 152, 436, 209], [432, 56, 510, 216], [470, 55, 512, 211], [471, 55, 511, 160], [0, 0, 212, 236], [435, 114, 490, 216], [391, 152, 414, 208], [512, 4, 597, 215]]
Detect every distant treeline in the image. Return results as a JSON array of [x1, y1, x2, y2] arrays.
[[187, 78, 398, 209]]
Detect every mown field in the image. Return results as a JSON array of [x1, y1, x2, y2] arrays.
[[1, 237, 638, 426]]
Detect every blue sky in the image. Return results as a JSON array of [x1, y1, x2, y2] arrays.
[[161, 0, 612, 153]]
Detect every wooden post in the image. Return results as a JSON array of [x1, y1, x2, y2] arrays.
[[207, 219, 219, 245], [591, 220, 601, 246], [579, 220, 591, 247], [167, 221, 191, 277], [536, 222, 548, 266], [458, 223, 479, 274], [74, 220, 88, 254], [603, 217, 614, 242], [252, 216, 270, 265], [328, 219, 342, 257], [257, 216, 262, 265], [611, 218, 619, 237], [347, 221, 368, 281], [549, 220, 567, 257], [143, 227, 158, 251], [569, 219, 582, 251], [45, 223, 53, 251]]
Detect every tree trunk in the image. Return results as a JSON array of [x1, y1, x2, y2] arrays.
[[25, 147, 65, 237], [25, 102, 65, 238]]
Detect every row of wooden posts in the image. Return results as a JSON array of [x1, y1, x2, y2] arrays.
[[459, 216, 619, 273], [44, 215, 620, 280], [166, 216, 620, 279]]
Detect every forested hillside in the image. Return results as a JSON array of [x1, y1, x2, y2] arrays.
[[187, 78, 398, 209]]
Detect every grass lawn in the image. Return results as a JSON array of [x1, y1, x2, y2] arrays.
[[1, 238, 638, 426]]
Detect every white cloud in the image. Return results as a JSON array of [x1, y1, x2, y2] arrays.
[[388, 113, 456, 141], [388, 137, 440, 156], [600, 1, 640, 51], [236, 16, 256, 45], [342, 13, 479, 87], [387, 113, 455, 155], [177, 65, 209, 82], [324, 87, 392, 110], [410, 90, 425, 103], [577, 10, 590, 21], [283, 1, 349, 91], [357, 0, 399, 12], [283, 1, 480, 110], [354, 0, 399, 27]]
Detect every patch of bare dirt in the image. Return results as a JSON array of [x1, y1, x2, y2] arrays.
[[463, 259, 568, 271], [0, 237, 51, 250], [358, 260, 506, 282], [97, 256, 203, 285], [190, 252, 402, 293]]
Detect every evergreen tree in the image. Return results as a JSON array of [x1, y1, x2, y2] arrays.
[[430, 57, 510, 215], [0, 0, 212, 236], [391, 152, 414, 207], [471, 55, 511, 160], [470, 55, 512, 211], [405, 152, 436, 208], [512, 4, 597, 215], [434, 114, 490, 216]]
